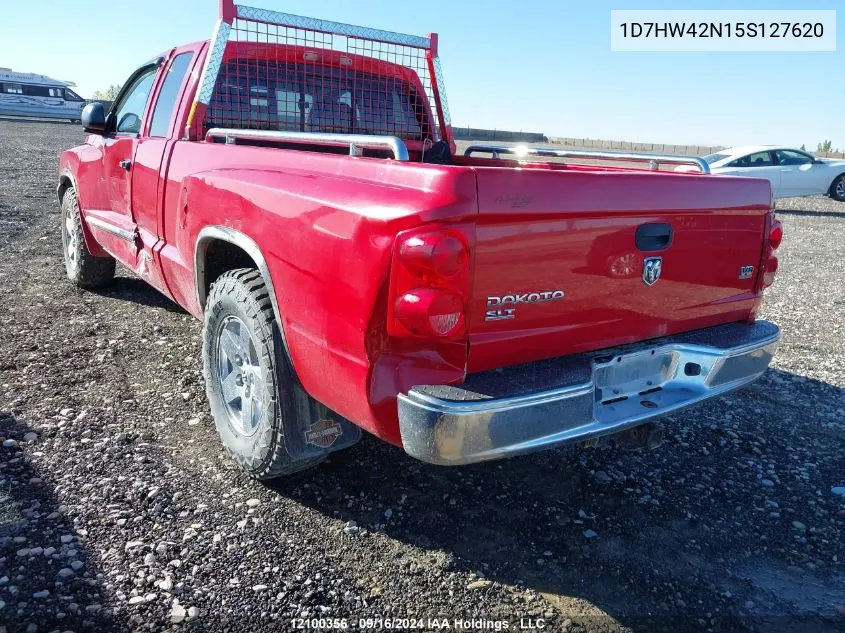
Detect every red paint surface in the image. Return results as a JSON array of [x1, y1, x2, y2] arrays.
[[59, 39, 776, 448]]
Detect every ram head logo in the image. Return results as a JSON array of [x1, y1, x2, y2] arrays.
[[642, 256, 662, 286]]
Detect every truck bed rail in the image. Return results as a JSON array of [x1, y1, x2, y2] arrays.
[[205, 128, 410, 161], [463, 145, 711, 174]]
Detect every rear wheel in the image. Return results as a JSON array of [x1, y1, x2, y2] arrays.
[[202, 268, 323, 479], [60, 188, 115, 288], [830, 174, 845, 202]]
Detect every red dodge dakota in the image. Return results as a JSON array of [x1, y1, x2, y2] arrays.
[[57, 0, 782, 478]]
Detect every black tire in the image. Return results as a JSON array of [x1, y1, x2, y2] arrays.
[[202, 268, 323, 479], [60, 188, 116, 288], [829, 174, 845, 202]]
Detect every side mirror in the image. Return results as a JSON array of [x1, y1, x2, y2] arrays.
[[81, 102, 106, 134], [813, 158, 825, 164]]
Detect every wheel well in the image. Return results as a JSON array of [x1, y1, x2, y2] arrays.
[[831, 172, 845, 192], [199, 239, 258, 307], [57, 176, 72, 204]]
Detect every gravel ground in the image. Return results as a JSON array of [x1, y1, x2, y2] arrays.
[[0, 120, 843, 633]]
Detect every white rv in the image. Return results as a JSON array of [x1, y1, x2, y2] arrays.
[[0, 68, 86, 122]]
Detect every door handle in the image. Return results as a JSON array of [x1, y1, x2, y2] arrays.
[[119, 159, 132, 171], [636, 223, 673, 251]]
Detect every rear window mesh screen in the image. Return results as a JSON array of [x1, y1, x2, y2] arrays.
[[204, 19, 436, 141]]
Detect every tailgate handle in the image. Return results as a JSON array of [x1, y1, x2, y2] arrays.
[[636, 223, 673, 251]]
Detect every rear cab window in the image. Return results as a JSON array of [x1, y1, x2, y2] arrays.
[[205, 59, 426, 140]]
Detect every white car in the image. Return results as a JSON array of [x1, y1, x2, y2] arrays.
[[677, 145, 845, 201]]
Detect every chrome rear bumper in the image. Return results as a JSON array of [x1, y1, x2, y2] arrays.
[[397, 321, 779, 465]]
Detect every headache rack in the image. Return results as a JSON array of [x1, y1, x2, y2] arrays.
[[464, 145, 711, 174], [186, 0, 451, 156]]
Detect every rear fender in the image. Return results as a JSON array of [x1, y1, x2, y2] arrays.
[[194, 225, 296, 378], [829, 171, 845, 194], [181, 161, 478, 445], [193, 225, 362, 458]]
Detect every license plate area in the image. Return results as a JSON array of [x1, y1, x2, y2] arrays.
[[593, 349, 679, 404]]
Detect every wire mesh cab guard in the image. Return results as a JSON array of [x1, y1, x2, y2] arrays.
[[186, 0, 452, 161]]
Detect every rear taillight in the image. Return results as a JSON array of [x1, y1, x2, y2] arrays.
[[395, 289, 464, 337], [762, 255, 779, 287], [761, 215, 783, 289], [399, 234, 468, 278], [769, 221, 783, 250], [387, 227, 472, 339]]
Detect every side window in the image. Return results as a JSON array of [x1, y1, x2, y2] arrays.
[[775, 150, 813, 166], [391, 91, 422, 137], [22, 86, 61, 98], [276, 89, 312, 125], [23, 86, 46, 97], [3, 84, 23, 95], [250, 84, 269, 108], [113, 68, 157, 135], [730, 151, 775, 168], [149, 52, 194, 138]]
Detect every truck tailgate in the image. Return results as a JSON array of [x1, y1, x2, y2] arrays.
[[467, 168, 772, 372]]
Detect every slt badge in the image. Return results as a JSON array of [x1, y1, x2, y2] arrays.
[[485, 290, 565, 321]]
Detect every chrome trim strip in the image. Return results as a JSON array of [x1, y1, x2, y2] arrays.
[[206, 128, 410, 161], [401, 382, 594, 415], [85, 216, 138, 242], [707, 333, 780, 357], [464, 145, 711, 174], [234, 4, 431, 49], [194, 225, 298, 378]]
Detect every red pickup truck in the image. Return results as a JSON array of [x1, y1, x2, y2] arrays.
[[57, 1, 781, 479]]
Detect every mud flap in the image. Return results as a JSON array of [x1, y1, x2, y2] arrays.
[[281, 385, 362, 462]]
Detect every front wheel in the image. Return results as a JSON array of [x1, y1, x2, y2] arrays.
[[202, 268, 325, 479], [829, 175, 845, 202], [60, 188, 115, 288]]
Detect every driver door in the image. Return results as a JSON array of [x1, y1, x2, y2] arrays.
[[85, 62, 160, 265]]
